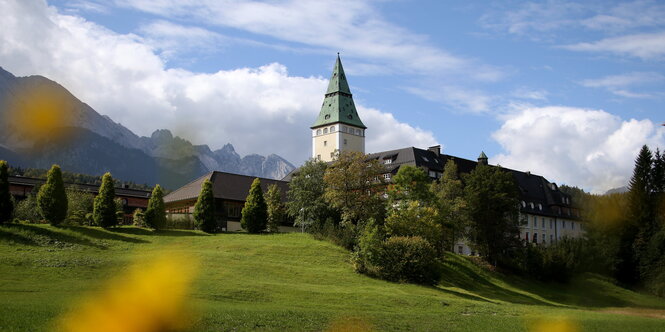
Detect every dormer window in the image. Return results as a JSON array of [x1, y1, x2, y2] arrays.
[[384, 159, 392, 164], [529, 202, 534, 209], [521, 201, 526, 208], [538, 203, 542, 211]]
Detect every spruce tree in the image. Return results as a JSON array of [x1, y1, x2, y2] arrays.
[[652, 148, 665, 193], [37, 164, 68, 225], [0, 160, 13, 223], [241, 178, 267, 233], [431, 160, 467, 251], [193, 179, 216, 233], [144, 184, 166, 230], [93, 172, 117, 228], [265, 184, 286, 233]]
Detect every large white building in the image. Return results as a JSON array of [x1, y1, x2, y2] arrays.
[[310, 56, 585, 254]]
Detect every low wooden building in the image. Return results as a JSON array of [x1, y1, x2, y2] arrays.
[[8, 175, 152, 223], [163, 171, 291, 232]]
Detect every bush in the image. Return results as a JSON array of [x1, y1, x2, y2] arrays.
[[132, 209, 146, 227], [354, 232, 441, 285], [13, 195, 41, 223], [66, 189, 94, 225]]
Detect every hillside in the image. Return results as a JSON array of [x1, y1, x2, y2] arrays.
[[1, 225, 664, 331]]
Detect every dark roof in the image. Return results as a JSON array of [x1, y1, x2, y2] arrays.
[[164, 171, 290, 204], [365, 147, 579, 219], [8, 176, 152, 198]]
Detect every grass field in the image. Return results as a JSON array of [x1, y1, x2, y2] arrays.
[[1, 224, 664, 331]]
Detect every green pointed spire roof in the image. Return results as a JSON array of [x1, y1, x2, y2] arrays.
[[311, 55, 366, 129], [478, 151, 488, 159]]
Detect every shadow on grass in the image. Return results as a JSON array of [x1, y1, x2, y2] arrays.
[[440, 254, 637, 308], [110, 227, 208, 237], [63, 226, 149, 244], [1, 224, 108, 249], [0, 228, 39, 246], [439, 255, 557, 306]]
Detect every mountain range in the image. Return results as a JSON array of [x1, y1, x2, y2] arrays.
[[0, 67, 295, 189]]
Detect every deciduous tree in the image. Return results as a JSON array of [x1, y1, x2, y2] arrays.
[[286, 159, 337, 230], [431, 160, 467, 251]]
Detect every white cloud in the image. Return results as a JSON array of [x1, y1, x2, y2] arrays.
[[405, 86, 494, 114], [492, 106, 665, 193], [0, 0, 437, 164], [138, 20, 227, 60], [579, 71, 665, 98], [511, 87, 548, 101], [360, 106, 438, 153], [561, 32, 665, 59], [114, 0, 504, 81]]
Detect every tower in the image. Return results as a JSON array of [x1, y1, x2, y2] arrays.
[[311, 55, 366, 162]]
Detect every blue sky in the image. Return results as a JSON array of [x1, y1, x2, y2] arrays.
[[1, 0, 664, 192]]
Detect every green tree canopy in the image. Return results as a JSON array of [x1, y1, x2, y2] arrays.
[[386, 165, 431, 204], [286, 159, 337, 229], [430, 160, 467, 251], [0, 160, 13, 223], [463, 164, 520, 265], [385, 201, 442, 252], [324, 151, 386, 224], [145, 184, 166, 230], [93, 172, 117, 228], [241, 178, 268, 233], [193, 179, 216, 233], [37, 164, 68, 225]]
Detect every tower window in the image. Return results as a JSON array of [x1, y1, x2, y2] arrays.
[[330, 152, 334, 158], [316, 129, 321, 135], [355, 129, 361, 135], [324, 114, 330, 120], [330, 126, 336, 132], [323, 128, 328, 134], [342, 126, 347, 132], [317, 154, 321, 160], [323, 141, 327, 147]]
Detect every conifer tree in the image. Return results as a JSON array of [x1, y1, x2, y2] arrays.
[[37, 164, 68, 225], [241, 178, 267, 233], [93, 172, 117, 228], [193, 179, 216, 233], [431, 160, 467, 251], [652, 148, 665, 193], [265, 184, 286, 233], [144, 184, 166, 230], [0, 161, 13, 223]]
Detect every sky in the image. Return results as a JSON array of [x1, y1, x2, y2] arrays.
[[0, 0, 664, 193]]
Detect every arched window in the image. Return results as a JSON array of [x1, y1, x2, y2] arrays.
[[330, 126, 336, 132], [342, 126, 347, 132], [521, 201, 526, 208], [529, 202, 534, 209], [323, 128, 328, 134], [355, 129, 361, 135], [538, 203, 542, 210], [316, 129, 321, 135]]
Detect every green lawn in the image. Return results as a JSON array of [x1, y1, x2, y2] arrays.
[[1, 224, 664, 331]]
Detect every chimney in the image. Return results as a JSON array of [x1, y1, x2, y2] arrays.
[[428, 145, 441, 156]]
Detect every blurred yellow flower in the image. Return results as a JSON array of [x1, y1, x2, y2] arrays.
[[529, 317, 579, 332], [57, 253, 198, 332], [4, 85, 74, 141]]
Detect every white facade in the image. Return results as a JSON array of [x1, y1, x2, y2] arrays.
[[312, 124, 365, 162]]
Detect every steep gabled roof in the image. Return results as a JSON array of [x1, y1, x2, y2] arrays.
[[164, 171, 289, 204], [311, 55, 366, 129]]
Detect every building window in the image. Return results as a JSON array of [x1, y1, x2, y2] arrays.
[[330, 152, 334, 159], [542, 234, 546, 243], [384, 159, 392, 164], [428, 170, 436, 178], [550, 234, 554, 243], [572, 222, 575, 230], [538, 203, 543, 210], [355, 129, 361, 135], [521, 201, 526, 208], [342, 126, 347, 132], [344, 139, 348, 145], [550, 220, 553, 229], [330, 126, 336, 132], [458, 246, 463, 254], [533, 233, 538, 244], [530, 202, 534, 209], [323, 140, 327, 146], [384, 173, 391, 180], [562, 221, 566, 229], [317, 154, 321, 160], [542, 218, 545, 228], [323, 128, 328, 134], [316, 129, 321, 135], [525, 232, 529, 241]]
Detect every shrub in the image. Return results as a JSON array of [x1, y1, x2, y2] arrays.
[[66, 188, 94, 225], [93, 173, 117, 228], [37, 165, 68, 225], [378, 236, 441, 284], [133, 209, 146, 227], [385, 201, 443, 252], [241, 178, 267, 233], [13, 195, 41, 222], [145, 185, 166, 230], [0, 160, 13, 223], [265, 184, 286, 233]]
